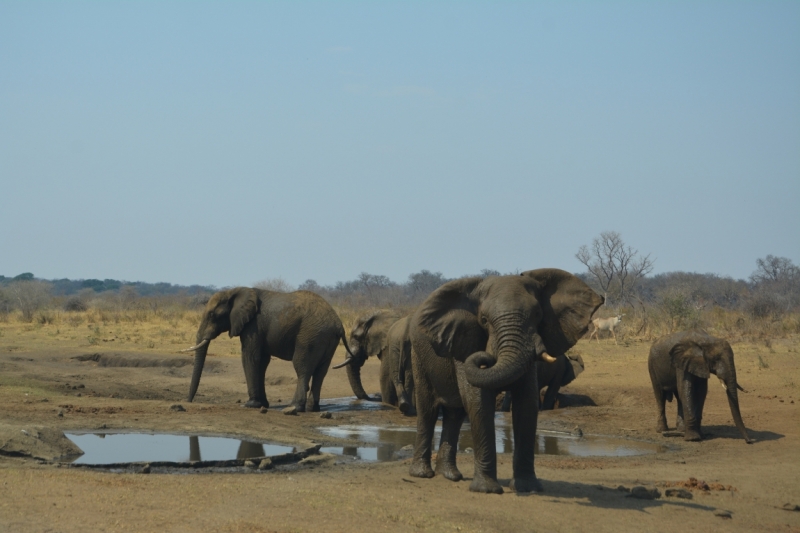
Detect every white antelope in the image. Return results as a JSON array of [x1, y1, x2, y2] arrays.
[[589, 314, 624, 344]]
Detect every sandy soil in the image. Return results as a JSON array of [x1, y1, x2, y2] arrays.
[[0, 326, 798, 533]]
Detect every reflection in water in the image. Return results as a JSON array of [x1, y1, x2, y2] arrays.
[[317, 415, 666, 462], [65, 433, 294, 464]]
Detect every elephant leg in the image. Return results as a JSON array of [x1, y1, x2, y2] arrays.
[[240, 328, 269, 408], [649, 367, 668, 432], [509, 369, 543, 493], [540, 383, 560, 411], [409, 390, 437, 479], [435, 407, 465, 481], [500, 392, 512, 412], [675, 396, 685, 432], [694, 378, 708, 438], [307, 338, 337, 412]]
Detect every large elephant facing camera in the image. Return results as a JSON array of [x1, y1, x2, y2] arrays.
[[409, 269, 603, 493], [649, 329, 751, 443], [184, 288, 352, 412]]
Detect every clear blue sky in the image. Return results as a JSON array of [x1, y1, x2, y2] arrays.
[[1, 1, 798, 287]]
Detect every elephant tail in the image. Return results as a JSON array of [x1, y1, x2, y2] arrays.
[[332, 322, 356, 369]]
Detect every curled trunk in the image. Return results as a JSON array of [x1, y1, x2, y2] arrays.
[[464, 320, 533, 389], [187, 340, 209, 402]]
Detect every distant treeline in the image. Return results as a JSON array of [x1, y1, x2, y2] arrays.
[[0, 273, 214, 297]]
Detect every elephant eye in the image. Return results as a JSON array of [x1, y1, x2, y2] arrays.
[[478, 314, 489, 327]]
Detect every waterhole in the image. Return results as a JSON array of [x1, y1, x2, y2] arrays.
[[318, 417, 666, 462], [65, 433, 294, 464]]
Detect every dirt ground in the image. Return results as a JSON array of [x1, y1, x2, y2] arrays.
[[0, 320, 798, 533]]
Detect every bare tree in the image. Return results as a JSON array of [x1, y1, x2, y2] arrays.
[[254, 278, 294, 293], [7, 280, 53, 321], [576, 231, 654, 309]]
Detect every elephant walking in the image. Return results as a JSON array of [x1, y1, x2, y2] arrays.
[[409, 269, 603, 493], [184, 288, 352, 412], [336, 310, 415, 415], [648, 329, 751, 443]]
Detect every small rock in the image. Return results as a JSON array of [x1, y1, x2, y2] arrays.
[[714, 510, 732, 519], [98, 423, 107, 429], [464, 447, 473, 454], [665, 488, 693, 499], [244, 460, 257, 469], [170, 404, 186, 412], [282, 405, 298, 416], [76, 393, 81, 397], [258, 459, 273, 470], [319, 411, 332, 419], [140, 464, 151, 474], [236, 399, 241, 403], [260, 407, 268, 414], [616, 485, 630, 492], [627, 486, 661, 500], [571, 427, 583, 437], [57, 410, 64, 418], [782, 503, 800, 512]]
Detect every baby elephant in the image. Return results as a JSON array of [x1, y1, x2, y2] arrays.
[[648, 329, 751, 443]]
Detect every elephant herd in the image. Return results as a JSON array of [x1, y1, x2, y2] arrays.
[[183, 268, 752, 494]]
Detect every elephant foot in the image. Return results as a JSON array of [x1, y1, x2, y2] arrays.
[[676, 419, 685, 432], [244, 399, 267, 409], [469, 474, 504, 494], [683, 429, 703, 442], [656, 420, 668, 433], [510, 476, 543, 494], [398, 395, 413, 415], [409, 460, 435, 479], [435, 459, 463, 482]]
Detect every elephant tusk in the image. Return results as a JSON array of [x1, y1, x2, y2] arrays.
[[180, 339, 209, 353], [332, 357, 353, 369], [718, 378, 728, 391], [541, 352, 557, 363]]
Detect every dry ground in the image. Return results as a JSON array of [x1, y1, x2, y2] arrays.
[[0, 316, 798, 532]]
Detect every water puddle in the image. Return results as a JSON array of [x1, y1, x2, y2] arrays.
[[318, 417, 666, 462], [318, 397, 395, 412], [65, 433, 294, 465]]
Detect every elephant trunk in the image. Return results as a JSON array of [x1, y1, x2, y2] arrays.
[[345, 357, 371, 400], [464, 316, 534, 390], [724, 382, 752, 443], [187, 336, 210, 402]]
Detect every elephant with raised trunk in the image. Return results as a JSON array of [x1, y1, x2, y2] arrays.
[[184, 288, 352, 412], [648, 329, 751, 443], [409, 269, 603, 493], [336, 310, 416, 415]]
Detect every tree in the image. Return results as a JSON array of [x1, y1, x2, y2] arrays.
[[748, 255, 800, 316], [254, 278, 294, 293], [7, 280, 52, 321], [576, 231, 654, 308]]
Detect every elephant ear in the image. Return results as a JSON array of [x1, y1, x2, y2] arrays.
[[416, 277, 486, 358], [563, 353, 585, 385], [229, 288, 259, 338], [669, 341, 710, 379], [521, 269, 604, 355]]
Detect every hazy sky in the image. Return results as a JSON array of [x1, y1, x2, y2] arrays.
[[1, 1, 798, 288]]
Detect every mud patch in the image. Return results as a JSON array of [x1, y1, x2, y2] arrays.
[[73, 352, 219, 370]]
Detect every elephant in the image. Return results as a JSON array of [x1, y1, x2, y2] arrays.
[[648, 329, 751, 443], [183, 287, 352, 412], [499, 352, 585, 411], [408, 269, 603, 493], [335, 310, 416, 415]]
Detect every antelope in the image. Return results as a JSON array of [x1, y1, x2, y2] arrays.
[[589, 314, 624, 344]]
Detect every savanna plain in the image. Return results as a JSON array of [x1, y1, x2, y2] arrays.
[[0, 307, 798, 533]]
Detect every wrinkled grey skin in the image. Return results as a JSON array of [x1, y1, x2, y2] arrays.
[[648, 329, 751, 443], [382, 315, 416, 415], [409, 269, 603, 494], [187, 288, 352, 412], [343, 311, 415, 415], [500, 353, 585, 411]]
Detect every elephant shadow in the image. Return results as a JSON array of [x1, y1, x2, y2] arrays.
[[505, 479, 720, 512], [682, 425, 783, 444]]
